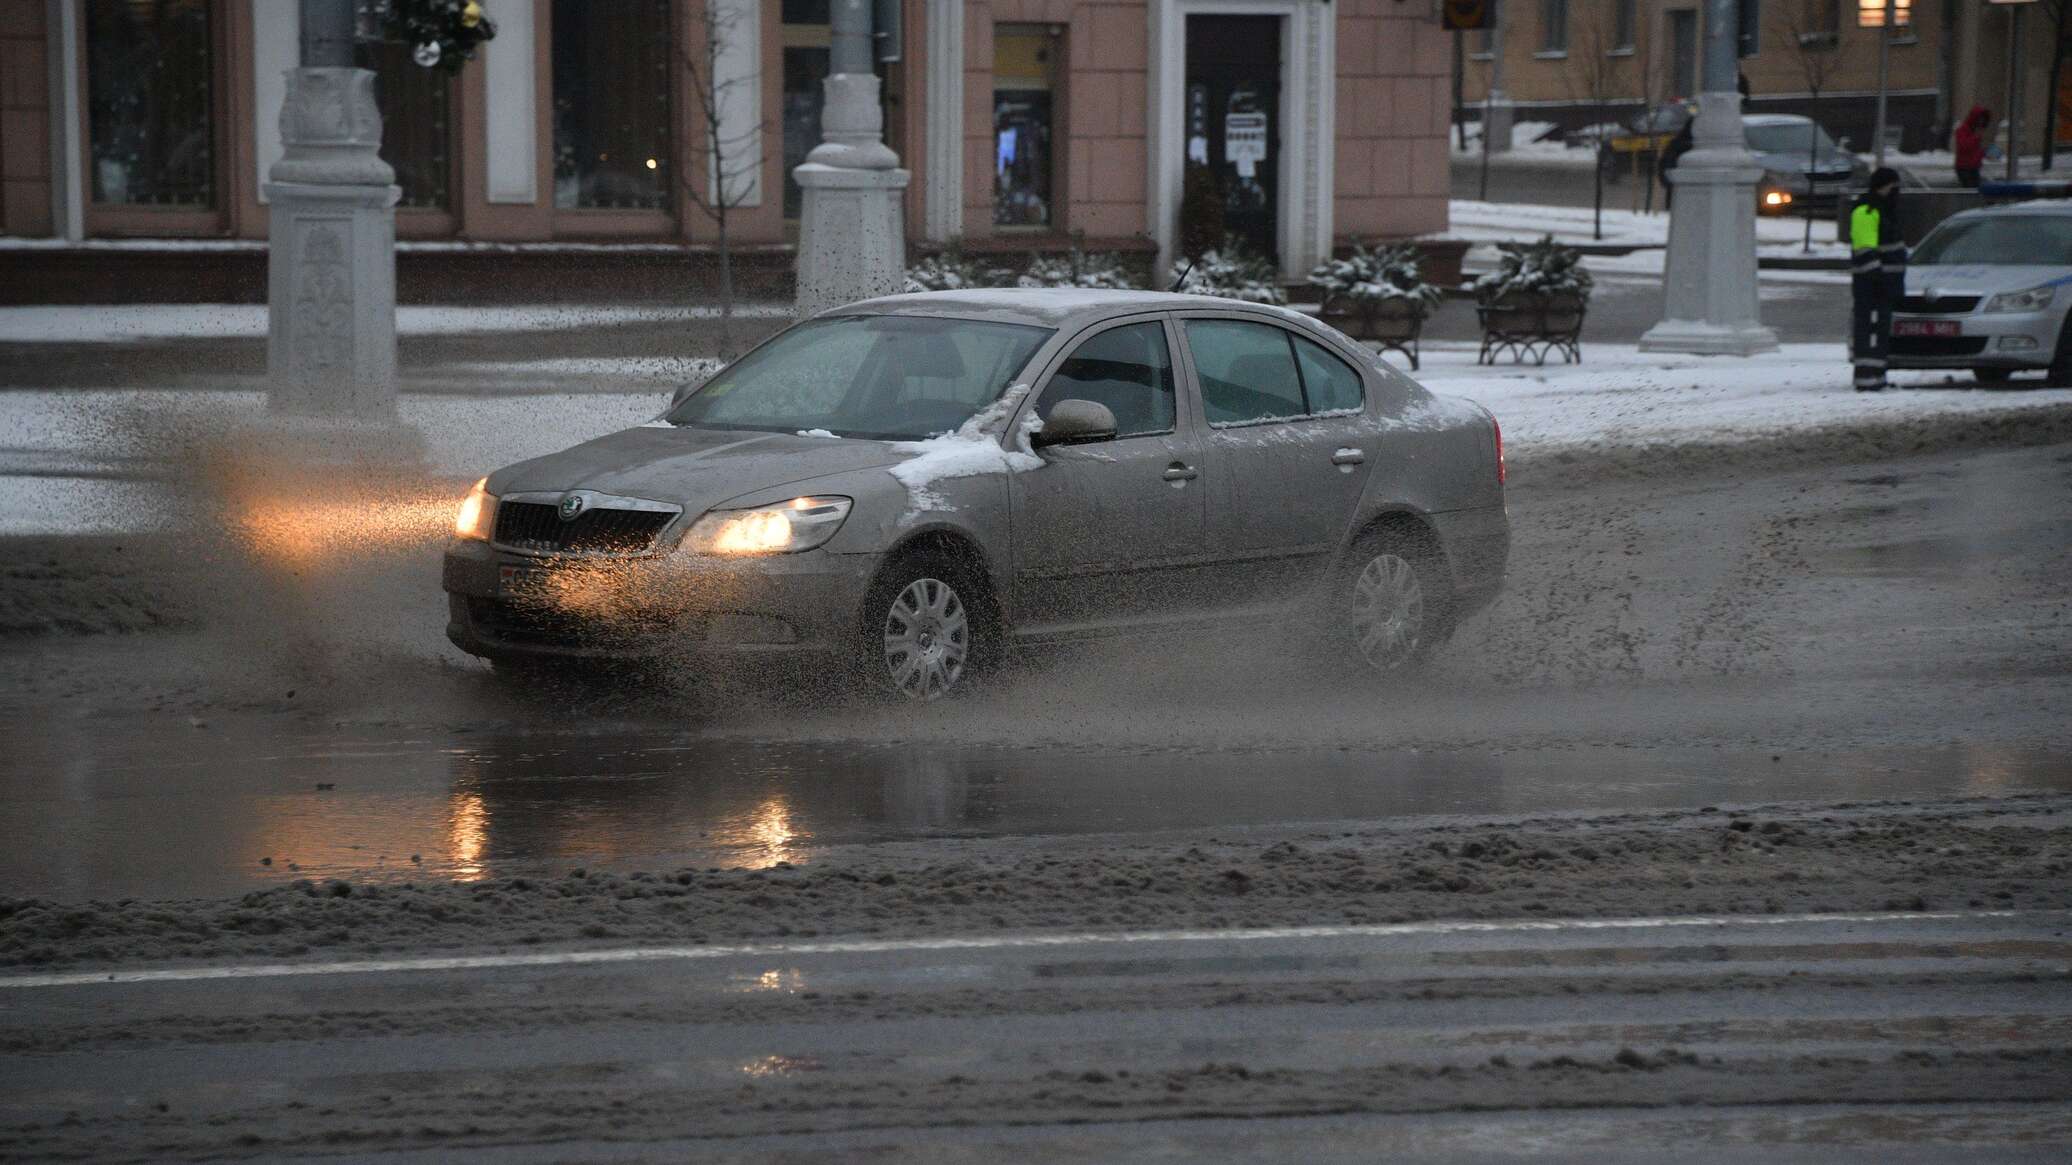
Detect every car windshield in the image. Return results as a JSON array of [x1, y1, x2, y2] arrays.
[[1913, 217, 2072, 266], [1745, 123, 1839, 155], [666, 315, 1054, 440]]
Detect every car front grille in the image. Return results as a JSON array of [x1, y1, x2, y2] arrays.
[[1892, 335, 1988, 357], [1897, 295, 1982, 315], [468, 597, 691, 648], [493, 502, 675, 556]]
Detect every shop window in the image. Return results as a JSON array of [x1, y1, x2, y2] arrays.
[[85, 0, 215, 207], [552, 0, 673, 210], [782, 5, 831, 221], [358, 42, 452, 211], [994, 25, 1059, 229]]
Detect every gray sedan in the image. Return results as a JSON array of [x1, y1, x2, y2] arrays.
[[1892, 201, 2072, 385], [443, 290, 1508, 700]]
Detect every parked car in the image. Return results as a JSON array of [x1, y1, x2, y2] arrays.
[[1596, 102, 1694, 180], [442, 290, 1510, 700], [1743, 114, 1870, 215], [1889, 200, 2072, 385]]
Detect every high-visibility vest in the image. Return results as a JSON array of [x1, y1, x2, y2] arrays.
[[1849, 203, 1906, 277]]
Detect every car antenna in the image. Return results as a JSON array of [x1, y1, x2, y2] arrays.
[[1169, 260, 1195, 293]]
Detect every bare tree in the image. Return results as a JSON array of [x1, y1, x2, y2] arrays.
[[1774, 2, 1852, 249], [681, 3, 765, 356], [1564, 5, 1637, 237]]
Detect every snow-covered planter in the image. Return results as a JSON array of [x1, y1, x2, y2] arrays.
[[1016, 251, 1138, 290], [902, 252, 985, 293], [1186, 244, 1286, 305], [1472, 236, 1592, 365], [1310, 241, 1443, 369]]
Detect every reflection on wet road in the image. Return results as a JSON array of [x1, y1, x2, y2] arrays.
[[4, 710, 2066, 901]]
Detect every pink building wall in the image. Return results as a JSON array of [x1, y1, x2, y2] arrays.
[[1332, 0, 1451, 243]]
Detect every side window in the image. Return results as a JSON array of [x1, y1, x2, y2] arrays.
[[1183, 320, 1305, 425], [1292, 335, 1365, 414], [1036, 322, 1176, 437]]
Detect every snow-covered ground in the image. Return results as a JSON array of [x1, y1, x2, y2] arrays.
[[1450, 119, 1597, 165], [0, 303, 793, 344], [1445, 199, 1837, 251], [1392, 341, 2072, 451]]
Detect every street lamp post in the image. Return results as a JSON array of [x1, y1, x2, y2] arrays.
[[1638, 0, 1779, 356], [793, 0, 910, 316], [1860, 0, 1911, 167], [264, 0, 402, 422]]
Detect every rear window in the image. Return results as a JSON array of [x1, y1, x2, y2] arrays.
[[1914, 217, 2072, 266]]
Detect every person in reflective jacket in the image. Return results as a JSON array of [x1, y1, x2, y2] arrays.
[[1849, 168, 1906, 392]]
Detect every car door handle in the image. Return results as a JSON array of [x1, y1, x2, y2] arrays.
[[1163, 463, 1200, 482], [1331, 448, 1366, 466]]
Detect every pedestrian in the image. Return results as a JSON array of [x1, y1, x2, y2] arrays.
[[1657, 118, 1693, 210], [1953, 106, 1992, 188], [1849, 167, 1907, 392]]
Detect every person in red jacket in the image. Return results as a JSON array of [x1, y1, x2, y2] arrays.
[[1954, 106, 1992, 188]]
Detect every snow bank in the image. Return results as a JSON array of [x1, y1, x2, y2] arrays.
[[0, 304, 793, 344]]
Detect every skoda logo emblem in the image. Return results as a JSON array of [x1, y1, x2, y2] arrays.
[[558, 493, 586, 521]]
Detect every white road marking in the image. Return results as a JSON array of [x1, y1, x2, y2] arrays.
[[0, 909, 2051, 991]]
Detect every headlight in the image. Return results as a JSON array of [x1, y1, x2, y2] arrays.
[[454, 478, 495, 541], [680, 496, 852, 556], [1983, 285, 2059, 314]]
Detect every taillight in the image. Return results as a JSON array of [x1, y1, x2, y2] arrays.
[[1493, 417, 1506, 486]]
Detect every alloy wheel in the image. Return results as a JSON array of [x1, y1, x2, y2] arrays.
[[882, 577, 970, 701], [1348, 552, 1426, 672]]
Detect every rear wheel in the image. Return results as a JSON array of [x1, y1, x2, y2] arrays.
[[1331, 530, 1452, 675], [858, 553, 995, 702]]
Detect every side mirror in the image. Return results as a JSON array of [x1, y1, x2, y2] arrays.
[[1031, 399, 1118, 448]]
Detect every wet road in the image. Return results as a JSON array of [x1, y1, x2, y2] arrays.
[[4, 711, 2069, 901], [7, 909, 2069, 1159]]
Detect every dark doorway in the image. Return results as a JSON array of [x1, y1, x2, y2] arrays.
[[1185, 15, 1281, 262]]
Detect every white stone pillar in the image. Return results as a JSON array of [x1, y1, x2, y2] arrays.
[[794, 0, 910, 316], [1484, 2, 1513, 155], [264, 66, 404, 417], [44, 0, 84, 241], [1638, 0, 1777, 357], [921, 0, 965, 244]]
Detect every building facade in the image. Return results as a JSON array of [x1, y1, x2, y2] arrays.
[[0, 0, 1455, 284], [1457, 0, 2064, 157]]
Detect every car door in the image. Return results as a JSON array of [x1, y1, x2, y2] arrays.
[[1008, 316, 1213, 635], [1176, 315, 1376, 607]]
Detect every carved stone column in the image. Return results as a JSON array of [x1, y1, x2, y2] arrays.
[[794, 0, 909, 316], [264, 65, 403, 418]]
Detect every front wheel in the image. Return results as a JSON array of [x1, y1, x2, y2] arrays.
[[859, 555, 993, 702], [1333, 536, 1451, 675], [1973, 367, 2014, 386], [2048, 318, 2072, 387]]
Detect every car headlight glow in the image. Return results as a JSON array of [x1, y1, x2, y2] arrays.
[[454, 478, 495, 541], [681, 496, 852, 556], [1983, 284, 2059, 314]]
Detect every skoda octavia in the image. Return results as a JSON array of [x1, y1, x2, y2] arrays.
[[443, 289, 1508, 700]]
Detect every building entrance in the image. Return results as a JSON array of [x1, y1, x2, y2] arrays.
[[1184, 15, 1281, 262]]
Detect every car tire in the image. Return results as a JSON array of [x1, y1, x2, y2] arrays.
[[1973, 367, 2014, 387], [1330, 528, 1453, 676], [857, 552, 996, 702]]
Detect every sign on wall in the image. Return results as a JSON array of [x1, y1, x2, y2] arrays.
[[1441, 0, 1489, 32]]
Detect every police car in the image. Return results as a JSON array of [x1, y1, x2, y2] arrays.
[[1891, 201, 2072, 385]]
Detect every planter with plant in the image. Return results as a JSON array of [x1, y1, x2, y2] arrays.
[[1471, 236, 1593, 365], [1309, 241, 1444, 368], [1183, 241, 1286, 306]]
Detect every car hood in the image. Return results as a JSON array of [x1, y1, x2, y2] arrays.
[[1906, 265, 2072, 296], [485, 424, 906, 515], [1751, 148, 1855, 175]]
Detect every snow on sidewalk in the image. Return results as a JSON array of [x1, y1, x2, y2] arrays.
[[0, 303, 794, 344], [1390, 342, 2072, 453], [1445, 199, 1823, 249]]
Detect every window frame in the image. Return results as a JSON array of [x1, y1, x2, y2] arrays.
[[1032, 317, 1183, 441], [1173, 312, 1370, 431], [79, 0, 233, 237], [547, 0, 680, 238], [1538, 0, 1569, 56]]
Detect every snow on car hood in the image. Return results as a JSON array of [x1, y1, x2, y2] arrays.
[[1907, 265, 2072, 297], [485, 425, 905, 515]]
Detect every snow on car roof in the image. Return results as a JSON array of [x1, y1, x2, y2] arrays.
[[830, 288, 1297, 329]]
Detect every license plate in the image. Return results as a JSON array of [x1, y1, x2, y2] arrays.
[[1893, 320, 1960, 338], [498, 563, 546, 597]]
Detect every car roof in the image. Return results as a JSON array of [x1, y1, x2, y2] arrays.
[[1743, 114, 1814, 127], [829, 288, 1301, 330], [1944, 199, 2072, 222]]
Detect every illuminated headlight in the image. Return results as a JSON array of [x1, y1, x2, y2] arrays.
[[1763, 190, 1792, 207], [1983, 285, 2059, 314], [680, 496, 852, 556], [454, 478, 495, 541]]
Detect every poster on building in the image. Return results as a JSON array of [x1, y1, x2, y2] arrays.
[[1225, 111, 1267, 178]]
